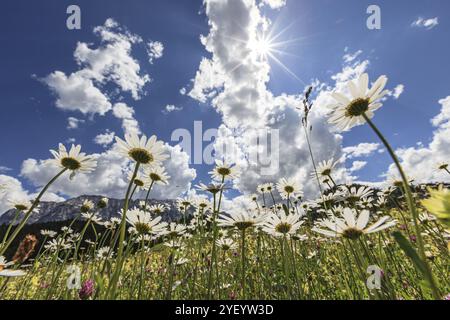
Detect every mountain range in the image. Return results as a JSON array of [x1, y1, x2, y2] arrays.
[[0, 195, 183, 226]]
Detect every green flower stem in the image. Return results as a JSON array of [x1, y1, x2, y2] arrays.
[[1, 209, 20, 246], [73, 218, 92, 260], [0, 168, 67, 256], [207, 192, 218, 298], [129, 185, 138, 202], [207, 176, 225, 299], [363, 113, 440, 299], [240, 228, 246, 299], [269, 191, 276, 207], [143, 180, 155, 212], [138, 237, 146, 299], [107, 162, 140, 299], [303, 124, 324, 195]]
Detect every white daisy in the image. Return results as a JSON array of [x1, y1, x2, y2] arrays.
[[257, 182, 274, 194], [81, 212, 102, 225], [328, 73, 389, 131], [177, 197, 193, 211], [40, 229, 57, 238], [148, 204, 168, 215], [123, 208, 168, 235], [312, 208, 397, 240], [196, 182, 225, 195], [143, 165, 170, 186], [209, 159, 238, 181], [215, 238, 238, 251], [115, 133, 168, 165], [0, 256, 26, 277], [276, 178, 302, 199], [103, 217, 121, 230], [166, 223, 187, 237], [311, 158, 338, 182], [340, 185, 373, 203], [263, 211, 304, 238], [44, 238, 72, 251], [80, 199, 95, 213], [217, 209, 266, 230], [96, 246, 113, 260], [7, 196, 37, 212], [48, 143, 97, 178]]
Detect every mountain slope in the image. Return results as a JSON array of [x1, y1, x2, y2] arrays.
[[0, 195, 182, 225]]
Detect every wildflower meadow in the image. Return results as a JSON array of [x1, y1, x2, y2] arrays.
[[0, 0, 449, 304]]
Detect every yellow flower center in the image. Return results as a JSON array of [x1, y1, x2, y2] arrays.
[[80, 205, 91, 213], [342, 227, 363, 240], [284, 186, 294, 194], [14, 204, 28, 211], [217, 167, 231, 176], [234, 221, 254, 230], [129, 148, 153, 164], [345, 98, 369, 117], [61, 157, 81, 170], [150, 173, 161, 181], [275, 222, 292, 234], [135, 222, 151, 234]]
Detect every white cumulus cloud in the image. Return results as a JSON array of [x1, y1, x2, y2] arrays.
[[384, 96, 450, 183], [147, 41, 164, 63], [94, 130, 115, 147], [343, 143, 381, 159], [112, 102, 141, 135], [163, 104, 183, 114], [411, 17, 439, 30]]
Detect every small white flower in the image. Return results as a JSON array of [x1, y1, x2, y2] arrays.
[[80, 199, 95, 213], [166, 223, 187, 237], [215, 238, 238, 251], [40, 229, 57, 237], [143, 165, 170, 186], [96, 246, 113, 260]]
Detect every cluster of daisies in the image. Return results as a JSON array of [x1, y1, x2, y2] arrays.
[[0, 71, 448, 303]]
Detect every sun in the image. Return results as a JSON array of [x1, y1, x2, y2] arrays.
[[252, 35, 273, 59], [246, 30, 304, 83]]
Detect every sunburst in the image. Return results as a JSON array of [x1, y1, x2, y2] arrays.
[[247, 25, 305, 84]]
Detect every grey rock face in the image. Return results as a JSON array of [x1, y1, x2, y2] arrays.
[[0, 195, 184, 225]]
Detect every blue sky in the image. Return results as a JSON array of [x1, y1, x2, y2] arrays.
[[0, 0, 449, 205]]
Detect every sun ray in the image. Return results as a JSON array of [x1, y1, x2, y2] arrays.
[[267, 51, 305, 84]]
